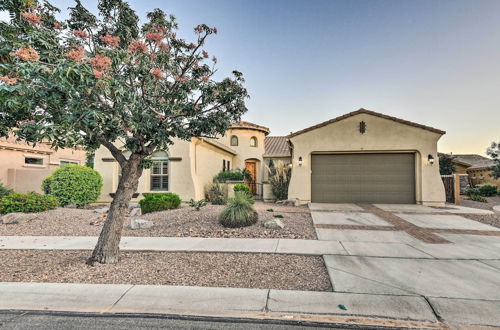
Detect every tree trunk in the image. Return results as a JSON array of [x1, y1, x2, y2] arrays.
[[87, 155, 143, 265]]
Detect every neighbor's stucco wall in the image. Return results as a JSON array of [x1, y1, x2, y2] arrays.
[[0, 139, 86, 193], [287, 113, 446, 206]]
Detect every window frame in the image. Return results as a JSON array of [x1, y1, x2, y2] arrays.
[[150, 151, 169, 191], [24, 157, 44, 166], [250, 136, 258, 147], [230, 135, 239, 146]]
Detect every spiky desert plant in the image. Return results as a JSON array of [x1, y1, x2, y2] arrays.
[[266, 160, 291, 200], [219, 191, 258, 228]]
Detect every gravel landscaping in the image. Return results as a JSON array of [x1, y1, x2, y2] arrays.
[[460, 196, 500, 229], [0, 202, 316, 239], [0, 250, 332, 292]]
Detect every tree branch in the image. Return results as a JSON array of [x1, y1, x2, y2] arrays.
[[98, 136, 127, 165]]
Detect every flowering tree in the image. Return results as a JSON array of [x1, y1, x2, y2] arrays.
[[0, 0, 248, 264]]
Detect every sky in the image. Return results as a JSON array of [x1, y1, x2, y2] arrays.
[[2, 0, 499, 155]]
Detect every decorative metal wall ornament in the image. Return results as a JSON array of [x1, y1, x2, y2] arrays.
[[359, 121, 366, 134]]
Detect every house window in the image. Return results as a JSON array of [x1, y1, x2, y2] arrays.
[[25, 157, 43, 165], [60, 160, 78, 165], [227, 160, 230, 170], [150, 150, 168, 191], [223, 160, 226, 171], [250, 137, 257, 147], [230, 135, 238, 146]]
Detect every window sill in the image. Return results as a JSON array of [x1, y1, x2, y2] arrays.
[[23, 164, 46, 168]]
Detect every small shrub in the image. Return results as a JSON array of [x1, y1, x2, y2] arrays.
[[42, 165, 102, 206], [234, 183, 250, 194], [204, 182, 227, 205], [139, 193, 181, 214], [189, 199, 207, 211], [466, 187, 480, 196], [467, 194, 488, 203], [478, 185, 498, 197], [0, 181, 13, 199], [214, 169, 252, 183], [0, 192, 58, 214], [266, 208, 274, 212], [219, 191, 258, 228]]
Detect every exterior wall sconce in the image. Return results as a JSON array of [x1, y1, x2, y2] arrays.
[[298, 157, 303, 166], [427, 154, 435, 165]]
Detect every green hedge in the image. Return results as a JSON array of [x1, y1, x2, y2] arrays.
[[42, 165, 102, 206], [139, 193, 181, 214], [0, 192, 58, 214], [478, 185, 498, 197], [214, 169, 245, 183]]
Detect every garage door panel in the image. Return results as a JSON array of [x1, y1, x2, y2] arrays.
[[311, 153, 415, 204]]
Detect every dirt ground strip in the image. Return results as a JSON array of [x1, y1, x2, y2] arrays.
[[0, 202, 316, 239], [0, 250, 331, 292]]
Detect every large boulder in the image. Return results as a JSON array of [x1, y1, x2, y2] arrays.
[[264, 219, 285, 229], [2, 213, 37, 224], [130, 219, 153, 230]]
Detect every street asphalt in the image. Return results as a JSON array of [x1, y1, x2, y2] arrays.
[[0, 311, 359, 329]]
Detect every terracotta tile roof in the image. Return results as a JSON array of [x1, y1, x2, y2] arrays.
[[264, 136, 291, 157], [452, 154, 495, 170], [288, 108, 446, 138], [230, 121, 270, 135]]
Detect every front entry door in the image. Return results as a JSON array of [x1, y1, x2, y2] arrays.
[[245, 161, 257, 195]]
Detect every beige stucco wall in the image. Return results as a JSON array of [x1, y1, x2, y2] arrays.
[[223, 128, 266, 183], [94, 138, 235, 202], [0, 140, 86, 193], [287, 113, 446, 206]]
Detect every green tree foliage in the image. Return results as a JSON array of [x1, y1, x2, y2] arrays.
[[219, 191, 258, 228], [438, 153, 456, 175], [42, 164, 103, 206], [0, 0, 248, 263], [139, 193, 181, 214], [0, 191, 58, 214], [486, 142, 500, 179]]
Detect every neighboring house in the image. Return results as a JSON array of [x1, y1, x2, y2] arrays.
[[0, 136, 87, 193], [451, 154, 499, 187], [95, 108, 446, 206]]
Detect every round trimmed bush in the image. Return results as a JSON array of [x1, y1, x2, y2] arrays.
[[219, 191, 258, 228], [139, 193, 181, 214], [0, 192, 58, 214], [42, 165, 103, 206]]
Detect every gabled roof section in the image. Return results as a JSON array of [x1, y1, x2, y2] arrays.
[[264, 136, 291, 157], [288, 108, 446, 138], [230, 121, 270, 135], [201, 138, 237, 156], [452, 154, 495, 170]]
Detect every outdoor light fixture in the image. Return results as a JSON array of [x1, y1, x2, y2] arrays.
[[428, 154, 435, 165], [298, 156, 303, 166]]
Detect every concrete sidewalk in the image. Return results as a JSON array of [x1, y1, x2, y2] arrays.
[[0, 282, 441, 328], [2, 235, 500, 259]]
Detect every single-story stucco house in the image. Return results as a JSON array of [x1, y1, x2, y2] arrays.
[[452, 154, 499, 187], [0, 135, 87, 193], [94, 108, 446, 206]]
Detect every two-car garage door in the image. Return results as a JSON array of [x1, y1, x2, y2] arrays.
[[311, 153, 415, 204]]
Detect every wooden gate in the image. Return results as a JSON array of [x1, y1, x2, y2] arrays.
[[441, 175, 455, 203]]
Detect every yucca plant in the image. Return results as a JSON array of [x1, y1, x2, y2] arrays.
[[266, 160, 291, 200], [219, 191, 258, 228]]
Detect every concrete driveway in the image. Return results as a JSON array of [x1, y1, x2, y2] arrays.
[[309, 203, 500, 328]]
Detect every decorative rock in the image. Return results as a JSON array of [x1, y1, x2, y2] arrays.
[[128, 203, 139, 211], [493, 205, 500, 213], [94, 207, 109, 214], [64, 203, 77, 209], [2, 213, 37, 224], [129, 207, 142, 217], [130, 219, 153, 230], [264, 219, 285, 229]]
